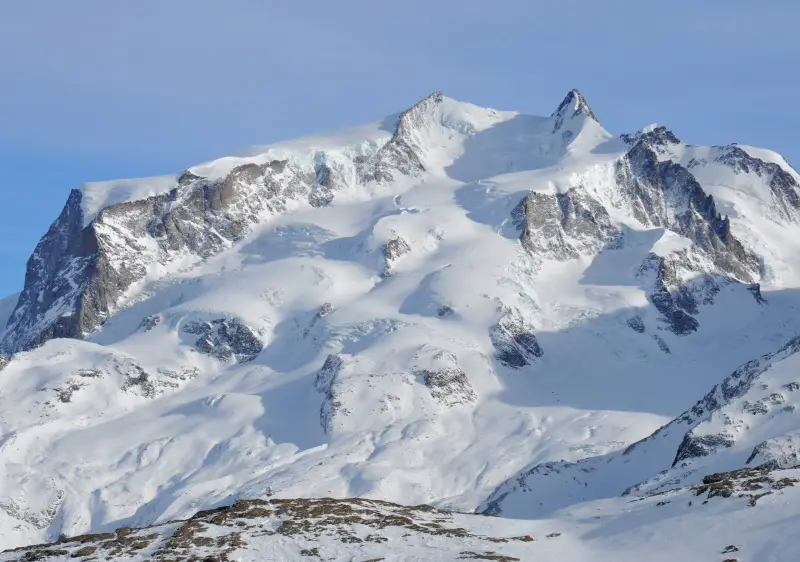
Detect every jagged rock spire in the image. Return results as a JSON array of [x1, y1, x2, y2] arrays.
[[552, 88, 598, 123]]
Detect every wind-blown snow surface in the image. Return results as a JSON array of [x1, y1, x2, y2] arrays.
[[3, 90, 800, 558]]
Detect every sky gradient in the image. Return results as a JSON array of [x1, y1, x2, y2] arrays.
[[1, 0, 799, 297]]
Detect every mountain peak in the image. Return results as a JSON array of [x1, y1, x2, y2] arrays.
[[394, 91, 446, 137], [552, 88, 598, 123], [621, 123, 681, 148]]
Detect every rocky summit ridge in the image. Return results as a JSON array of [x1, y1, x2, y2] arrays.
[[0, 88, 776, 354]]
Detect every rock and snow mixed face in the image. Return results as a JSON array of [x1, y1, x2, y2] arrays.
[[2, 89, 800, 556]]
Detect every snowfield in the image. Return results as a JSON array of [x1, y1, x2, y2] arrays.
[[2, 90, 800, 560]]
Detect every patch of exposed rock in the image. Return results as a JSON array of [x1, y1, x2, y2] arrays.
[[413, 350, 477, 407], [616, 142, 760, 281], [138, 314, 161, 332], [621, 124, 681, 153], [516, 187, 619, 264], [1, 498, 538, 562], [315, 354, 345, 434], [382, 236, 411, 277], [491, 307, 543, 369], [626, 315, 645, 333], [688, 466, 799, 506], [183, 318, 262, 363]]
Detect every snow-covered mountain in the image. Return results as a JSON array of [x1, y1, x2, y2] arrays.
[[3, 89, 800, 559]]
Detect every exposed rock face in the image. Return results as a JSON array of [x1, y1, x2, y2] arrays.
[[359, 92, 443, 184], [517, 188, 619, 263], [516, 141, 757, 280], [513, 140, 761, 335], [414, 350, 477, 407], [309, 163, 336, 208], [612, 338, 800, 475], [627, 314, 672, 354], [638, 252, 717, 335], [183, 318, 262, 363], [673, 433, 735, 465], [491, 307, 543, 368], [119, 364, 158, 398], [420, 367, 476, 406], [1, 190, 96, 352], [715, 145, 800, 221], [315, 354, 344, 434], [382, 236, 411, 277], [616, 143, 759, 281], [689, 466, 800, 507]]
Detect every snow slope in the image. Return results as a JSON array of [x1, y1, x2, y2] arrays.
[[2, 89, 800, 558]]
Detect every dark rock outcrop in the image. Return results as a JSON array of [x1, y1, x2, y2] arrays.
[[616, 142, 759, 281], [621, 125, 680, 153], [1, 159, 320, 353], [491, 308, 543, 369], [626, 315, 645, 333], [517, 188, 619, 263], [1, 190, 97, 352], [315, 354, 344, 434], [183, 318, 262, 363], [674, 433, 735, 465], [413, 351, 477, 407], [419, 367, 476, 406], [382, 236, 411, 277], [1, 497, 536, 561], [138, 315, 161, 332]]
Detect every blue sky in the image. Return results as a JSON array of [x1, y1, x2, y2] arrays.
[[1, 0, 798, 297]]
